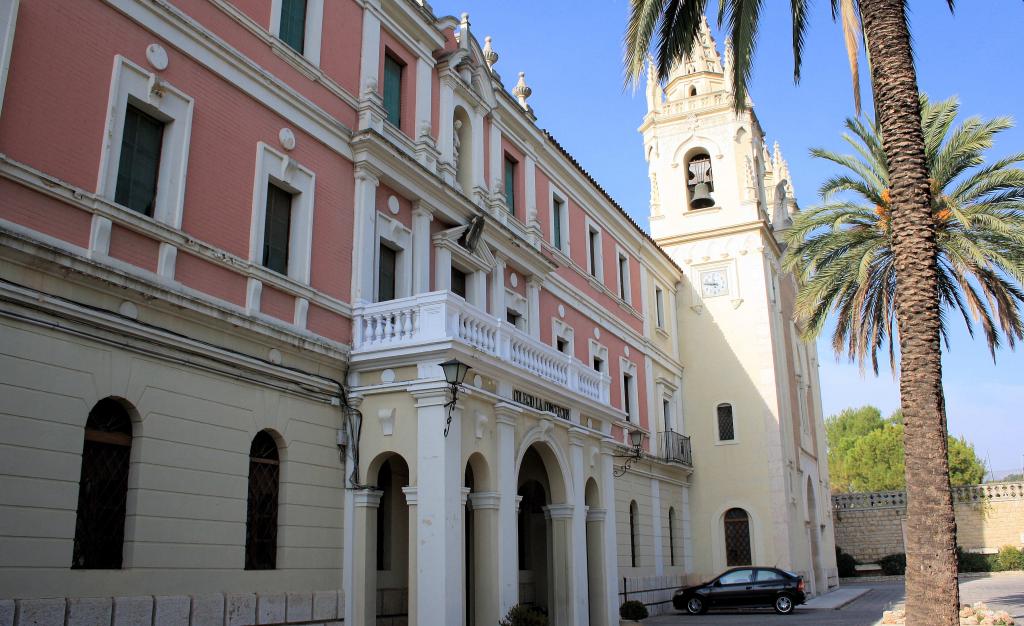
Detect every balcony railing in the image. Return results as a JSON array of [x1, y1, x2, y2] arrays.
[[353, 291, 610, 404], [660, 430, 693, 467]]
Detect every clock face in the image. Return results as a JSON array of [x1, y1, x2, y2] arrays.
[[701, 270, 729, 297]]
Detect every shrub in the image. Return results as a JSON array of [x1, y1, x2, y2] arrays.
[[957, 546, 995, 573], [619, 600, 649, 621], [836, 546, 858, 578], [993, 545, 1024, 571], [878, 553, 906, 575], [499, 604, 548, 626]]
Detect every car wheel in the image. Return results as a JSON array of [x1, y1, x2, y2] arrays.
[[774, 594, 795, 615], [685, 597, 706, 615]]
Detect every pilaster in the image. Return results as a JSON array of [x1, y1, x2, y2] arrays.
[[494, 403, 522, 615], [352, 165, 381, 304], [352, 489, 383, 626], [569, 429, 588, 626], [412, 204, 434, 294], [526, 277, 541, 339]]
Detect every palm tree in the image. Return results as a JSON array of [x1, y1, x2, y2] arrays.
[[784, 94, 1024, 373], [624, 1, 961, 623]]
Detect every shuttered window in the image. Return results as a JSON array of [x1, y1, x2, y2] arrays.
[[378, 244, 396, 302], [115, 105, 164, 217], [279, 0, 307, 53], [383, 55, 403, 128], [72, 399, 133, 569], [262, 183, 293, 275], [503, 156, 517, 214], [245, 431, 280, 570]]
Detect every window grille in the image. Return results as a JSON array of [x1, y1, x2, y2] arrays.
[[245, 431, 280, 570], [724, 508, 752, 566], [717, 403, 735, 441], [72, 399, 133, 569], [115, 105, 164, 216]]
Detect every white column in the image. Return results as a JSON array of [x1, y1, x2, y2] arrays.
[[569, 429, 589, 626], [435, 246, 452, 292], [469, 270, 488, 309], [599, 443, 620, 624], [352, 489, 383, 626], [415, 56, 432, 139], [651, 478, 664, 575], [357, 6, 383, 132], [471, 108, 487, 203], [352, 165, 380, 304], [488, 119, 503, 200], [469, 491, 500, 626], [438, 81, 456, 183], [412, 204, 434, 294], [490, 255, 506, 318], [526, 277, 541, 339], [402, 487, 419, 626], [412, 385, 463, 626], [494, 404, 522, 615], [545, 504, 575, 626], [525, 155, 538, 229], [342, 434, 358, 626]]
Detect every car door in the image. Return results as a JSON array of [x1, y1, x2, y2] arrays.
[[753, 569, 789, 606], [709, 569, 756, 608]]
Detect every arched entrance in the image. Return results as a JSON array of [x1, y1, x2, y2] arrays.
[[368, 453, 410, 624], [516, 443, 572, 626], [464, 452, 495, 626], [806, 478, 825, 595]]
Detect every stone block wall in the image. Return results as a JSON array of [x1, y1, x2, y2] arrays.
[[619, 574, 686, 617], [832, 483, 1024, 563], [0, 591, 343, 626]]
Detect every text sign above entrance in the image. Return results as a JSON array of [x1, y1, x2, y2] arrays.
[[513, 389, 571, 421]]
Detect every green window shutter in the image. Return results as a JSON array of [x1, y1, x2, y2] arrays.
[[504, 157, 516, 214], [262, 183, 293, 275], [383, 55, 403, 128], [115, 104, 164, 217], [377, 244, 396, 302], [552, 198, 563, 249], [279, 0, 307, 54]]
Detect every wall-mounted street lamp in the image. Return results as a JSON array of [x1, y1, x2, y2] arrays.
[[439, 359, 471, 437], [613, 429, 646, 477]]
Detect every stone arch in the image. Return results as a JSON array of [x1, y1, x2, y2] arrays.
[[366, 450, 408, 486], [514, 427, 571, 503], [584, 477, 601, 508], [711, 502, 761, 570], [464, 451, 492, 492]]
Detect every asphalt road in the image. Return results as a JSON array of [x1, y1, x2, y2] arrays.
[[646, 574, 1024, 626]]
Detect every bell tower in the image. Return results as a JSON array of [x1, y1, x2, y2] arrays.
[[641, 17, 797, 245]]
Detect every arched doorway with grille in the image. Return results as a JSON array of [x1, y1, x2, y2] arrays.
[[723, 507, 752, 567]]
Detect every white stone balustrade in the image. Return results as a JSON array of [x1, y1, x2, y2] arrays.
[[353, 291, 610, 404]]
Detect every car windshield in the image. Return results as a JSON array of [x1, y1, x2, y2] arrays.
[[718, 569, 754, 584]]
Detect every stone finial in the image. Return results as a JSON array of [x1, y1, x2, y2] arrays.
[[459, 13, 471, 49], [483, 36, 498, 71], [513, 72, 532, 111]]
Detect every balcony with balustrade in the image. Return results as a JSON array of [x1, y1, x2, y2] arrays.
[[352, 291, 611, 409]]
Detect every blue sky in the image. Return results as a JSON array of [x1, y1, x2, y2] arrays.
[[430, 0, 1024, 474]]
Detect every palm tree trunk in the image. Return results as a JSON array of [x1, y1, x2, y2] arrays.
[[858, 1, 959, 624]]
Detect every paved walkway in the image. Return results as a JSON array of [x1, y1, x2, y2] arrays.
[[803, 586, 872, 609]]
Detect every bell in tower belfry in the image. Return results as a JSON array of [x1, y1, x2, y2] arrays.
[[688, 154, 715, 209]]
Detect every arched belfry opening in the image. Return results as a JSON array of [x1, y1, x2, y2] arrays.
[[686, 151, 715, 209]]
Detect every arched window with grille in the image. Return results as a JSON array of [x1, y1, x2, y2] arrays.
[[72, 398, 133, 569], [629, 500, 639, 568], [245, 431, 280, 570], [668, 506, 677, 566], [717, 403, 735, 441], [724, 507, 752, 566]]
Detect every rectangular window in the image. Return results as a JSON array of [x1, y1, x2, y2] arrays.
[[378, 244, 396, 302], [115, 104, 165, 217], [588, 228, 600, 277], [383, 54, 403, 128], [451, 267, 467, 298], [655, 287, 665, 328], [593, 356, 603, 372], [623, 373, 633, 421], [506, 309, 521, 327], [663, 398, 671, 432], [718, 404, 735, 441], [556, 338, 568, 354], [504, 156, 517, 214], [618, 254, 629, 300], [552, 197, 564, 249], [262, 183, 293, 275], [278, 0, 307, 54]]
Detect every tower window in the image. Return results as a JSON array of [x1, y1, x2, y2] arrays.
[[686, 152, 715, 209], [72, 399, 133, 569]]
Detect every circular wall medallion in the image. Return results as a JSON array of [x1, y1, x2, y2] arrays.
[[268, 348, 283, 365], [118, 301, 139, 320], [380, 369, 395, 384], [146, 44, 169, 71], [278, 128, 296, 151], [473, 374, 483, 388], [509, 273, 519, 287], [387, 195, 400, 215], [557, 304, 565, 318], [593, 327, 601, 339]]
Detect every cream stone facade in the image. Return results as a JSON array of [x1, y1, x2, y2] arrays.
[[0, 2, 833, 626]]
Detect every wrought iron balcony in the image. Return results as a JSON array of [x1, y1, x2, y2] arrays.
[[352, 291, 611, 405], [660, 430, 693, 467]]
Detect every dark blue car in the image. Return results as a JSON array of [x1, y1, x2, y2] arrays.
[[672, 566, 807, 615]]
